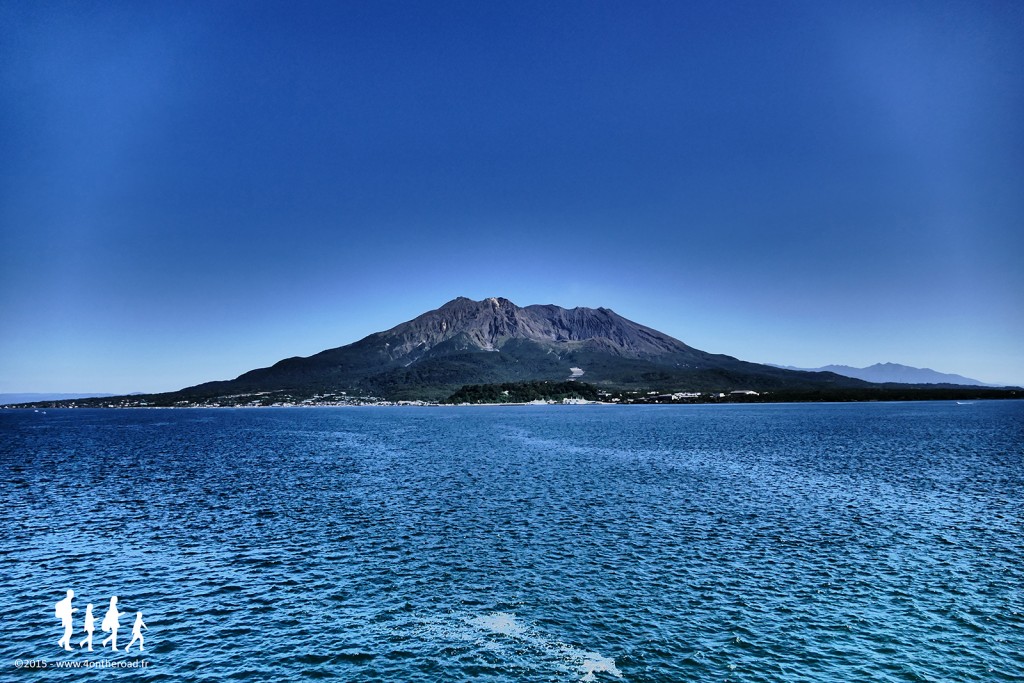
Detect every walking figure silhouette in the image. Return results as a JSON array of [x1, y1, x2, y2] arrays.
[[55, 590, 77, 651], [79, 603, 95, 651], [124, 612, 147, 653], [100, 596, 123, 651]]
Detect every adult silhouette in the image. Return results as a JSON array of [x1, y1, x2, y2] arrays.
[[55, 589, 77, 650], [79, 604, 95, 651], [100, 596, 123, 651]]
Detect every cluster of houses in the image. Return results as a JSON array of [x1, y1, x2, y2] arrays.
[[604, 390, 761, 404]]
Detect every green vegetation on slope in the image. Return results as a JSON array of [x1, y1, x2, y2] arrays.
[[445, 381, 601, 404]]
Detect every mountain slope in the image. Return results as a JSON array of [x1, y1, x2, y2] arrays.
[[183, 297, 867, 400]]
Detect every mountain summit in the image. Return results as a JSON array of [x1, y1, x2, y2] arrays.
[[375, 296, 698, 360], [185, 297, 864, 400]]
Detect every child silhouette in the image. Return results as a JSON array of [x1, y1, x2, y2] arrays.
[[124, 612, 147, 653], [79, 603, 95, 651]]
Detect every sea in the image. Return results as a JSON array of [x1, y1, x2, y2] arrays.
[[1, 401, 1021, 682]]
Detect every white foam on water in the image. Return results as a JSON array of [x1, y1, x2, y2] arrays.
[[467, 611, 623, 681], [403, 610, 623, 681], [579, 651, 623, 681], [472, 611, 527, 636]]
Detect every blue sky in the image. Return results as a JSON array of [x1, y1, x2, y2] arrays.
[[2, 0, 1022, 393]]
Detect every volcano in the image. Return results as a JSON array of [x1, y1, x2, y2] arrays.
[[182, 296, 865, 400]]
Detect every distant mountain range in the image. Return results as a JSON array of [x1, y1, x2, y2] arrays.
[[0, 392, 117, 406], [770, 362, 995, 387]]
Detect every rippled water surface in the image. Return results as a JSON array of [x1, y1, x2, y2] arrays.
[[2, 402, 1022, 681]]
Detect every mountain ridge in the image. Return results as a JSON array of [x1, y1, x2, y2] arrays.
[[0, 392, 119, 406], [770, 362, 995, 387]]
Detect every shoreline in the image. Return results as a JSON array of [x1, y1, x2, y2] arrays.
[[5, 396, 1021, 411]]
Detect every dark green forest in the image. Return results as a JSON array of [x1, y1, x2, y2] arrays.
[[445, 381, 601, 404]]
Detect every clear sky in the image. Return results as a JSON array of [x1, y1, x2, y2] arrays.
[[2, 0, 1022, 393]]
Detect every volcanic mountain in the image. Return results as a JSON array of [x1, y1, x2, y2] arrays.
[[182, 296, 865, 400]]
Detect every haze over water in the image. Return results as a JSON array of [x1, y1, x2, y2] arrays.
[[2, 402, 1022, 681]]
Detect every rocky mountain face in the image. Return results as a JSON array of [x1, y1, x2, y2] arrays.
[[183, 297, 868, 400], [374, 296, 699, 360]]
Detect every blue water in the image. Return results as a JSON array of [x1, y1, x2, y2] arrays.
[[1, 402, 1022, 681]]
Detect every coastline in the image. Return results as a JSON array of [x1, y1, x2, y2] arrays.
[[4, 394, 1021, 411]]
